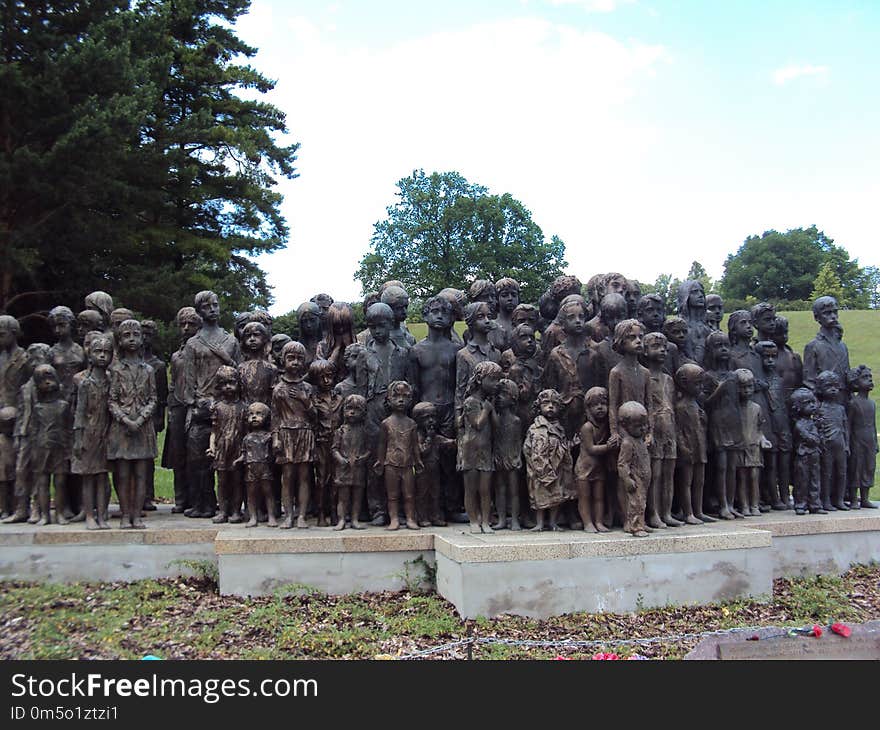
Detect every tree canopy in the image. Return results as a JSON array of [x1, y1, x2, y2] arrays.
[[355, 170, 567, 304], [1, 0, 298, 334], [719, 226, 873, 308]]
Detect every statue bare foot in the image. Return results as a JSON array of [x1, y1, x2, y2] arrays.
[[296, 516, 309, 529]]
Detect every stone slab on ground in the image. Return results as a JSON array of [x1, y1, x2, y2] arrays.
[[434, 523, 774, 618], [740, 510, 880, 578], [685, 620, 880, 660]]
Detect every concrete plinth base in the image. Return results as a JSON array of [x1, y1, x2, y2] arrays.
[[434, 525, 774, 618]]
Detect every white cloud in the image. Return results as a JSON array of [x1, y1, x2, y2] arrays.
[[237, 8, 668, 312], [772, 64, 829, 86], [548, 0, 636, 12]]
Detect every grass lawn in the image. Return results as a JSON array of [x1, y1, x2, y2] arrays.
[[2, 564, 878, 659]]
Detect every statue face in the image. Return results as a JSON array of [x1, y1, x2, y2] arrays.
[[271, 336, 291, 361], [666, 322, 687, 347], [539, 397, 561, 421], [220, 377, 239, 400], [141, 323, 156, 346], [90, 340, 113, 369], [760, 348, 777, 372], [645, 337, 667, 363], [621, 328, 644, 356], [606, 276, 627, 297], [732, 316, 753, 341], [754, 309, 776, 335], [470, 305, 493, 336], [389, 298, 408, 324], [816, 376, 839, 400], [639, 301, 664, 331], [687, 284, 705, 310], [368, 317, 392, 345], [773, 319, 788, 344], [706, 299, 723, 323], [283, 348, 306, 375], [247, 405, 269, 429], [475, 291, 498, 318], [180, 318, 200, 341], [300, 313, 321, 338], [738, 378, 755, 401], [511, 308, 539, 329], [815, 301, 839, 330], [561, 304, 585, 336], [313, 294, 332, 312], [318, 369, 335, 391], [513, 330, 537, 359], [343, 399, 366, 423], [856, 369, 874, 393], [481, 372, 500, 397], [36, 370, 59, 397], [52, 318, 72, 342], [343, 349, 360, 372], [711, 338, 730, 363], [243, 326, 267, 354], [119, 326, 142, 354], [587, 399, 608, 423], [198, 295, 220, 325], [425, 301, 453, 332], [498, 288, 519, 314], [388, 388, 410, 412], [628, 413, 649, 438], [416, 411, 436, 433]]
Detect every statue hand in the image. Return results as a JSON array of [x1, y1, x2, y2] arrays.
[[373, 461, 384, 476]]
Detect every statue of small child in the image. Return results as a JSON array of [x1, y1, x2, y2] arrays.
[[72, 334, 114, 530], [574, 386, 617, 532], [706, 294, 724, 332], [270, 333, 292, 370], [332, 394, 370, 530], [491, 378, 523, 531], [543, 297, 592, 439], [272, 340, 315, 529], [735, 368, 772, 517], [238, 321, 277, 406], [234, 402, 276, 528], [0, 406, 16, 519], [644, 332, 682, 528], [309, 358, 342, 526], [660, 316, 693, 377], [790, 388, 825, 514], [673, 364, 714, 524], [590, 293, 628, 389], [410, 401, 454, 527], [523, 388, 575, 532], [814, 370, 849, 511], [374, 380, 423, 531], [207, 366, 246, 524], [846, 366, 877, 509], [107, 320, 157, 529], [333, 343, 365, 401], [703, 331, 743, 520], [753, 340, 792, 510], [506, 324, 542, 429], [28, 365, 71, 526], [617, 401, 651, 537]]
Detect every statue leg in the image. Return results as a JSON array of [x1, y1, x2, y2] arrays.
[[478, 471, 493, 533], [647, 457, 665, 529], [576, 476, 596, 533], [280, 464, 295, 529], [385, 467, 400, 531], [295, 462, 311, 529], [130, 460, 147, 528], [402, 469, 419, 530]]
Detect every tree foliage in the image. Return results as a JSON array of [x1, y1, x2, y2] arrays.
[[720, 226, 873, 308], [355, 170, 567, 304], [1, 0, 298, 334], [810, 261, 844, 304]]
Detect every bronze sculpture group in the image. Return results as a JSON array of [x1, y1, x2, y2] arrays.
[[0, 278, 876, 538]]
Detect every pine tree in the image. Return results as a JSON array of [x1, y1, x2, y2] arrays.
[[810, 261, 845, 306]]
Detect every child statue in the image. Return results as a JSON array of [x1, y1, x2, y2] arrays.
[[706, 294, 724, 332], [703, 330, 743, 520], [790, 388, 825, 515], [47, 305, 86, 402], [380, 285, 417, 351], [607, 319, 651, 440], [317, 302, 356, 383], [803, 296, 850, 405], [846, 366, 877, 509], [814, 370, 849, 511], [625, 278, 642, 319], [753, 340, 792, 510], [727, 310, 761, 375], [332, 394, 371, 530], [772, 315, 803, 402], [295, 301, 323, 366], [735, 368, 772, 516], [543, 297, 592, 439], [457, 361, 502, 534], [523, 388, 575, 532], [272, 340, 315, 529], [455, 301, 501, 418], [107, 320, 157, 529], [673, 363, 714, 524], [238, 321, 277, 406], [590, 293, 628, 389], [375, 381, 423, 531], [676, 279, 711, 366], [491, 378, 523, 531], [505, 324, 542, 429], [72, 334, 114, 530], [0, 406, 15, 518], [309, 358, 342, 526], [643, 332, 681, 528], [207, 366, 246, 524], [270, 333, 292, 369], [333, 342, 365, 401], [358, 302, 409, 526], [617, 400, 651, 537], [411, 401, 455, 527], [235, 402, 276, 528], [0, 315, 30, 411], [587, 273, 627, 341], [636, 294, 665, 335], [494, 277, 521, 350], [574, 386, 617, 532], [660, 316, 693, 377], [28, 365, 70, 526]]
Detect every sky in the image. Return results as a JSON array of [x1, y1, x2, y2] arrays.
[[233, 0, 880, 315]]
